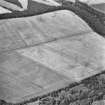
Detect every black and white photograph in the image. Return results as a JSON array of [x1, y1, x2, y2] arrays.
[[0, 0, 105, 105]]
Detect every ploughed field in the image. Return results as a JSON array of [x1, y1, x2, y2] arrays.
[[0, 1, 105, 105], [1, 70, 105, 105]]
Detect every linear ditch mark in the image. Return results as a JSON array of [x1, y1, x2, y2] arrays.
[[0, 30, 91, 55]]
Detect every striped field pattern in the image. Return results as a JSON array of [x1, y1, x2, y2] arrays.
[[0, 0, 105, 105]]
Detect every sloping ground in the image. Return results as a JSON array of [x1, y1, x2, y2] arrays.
[[0, 10, 91, 53], [18, 70, 105, 105], [0, 10, 91, 103], [0, 2, 105, 105]]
